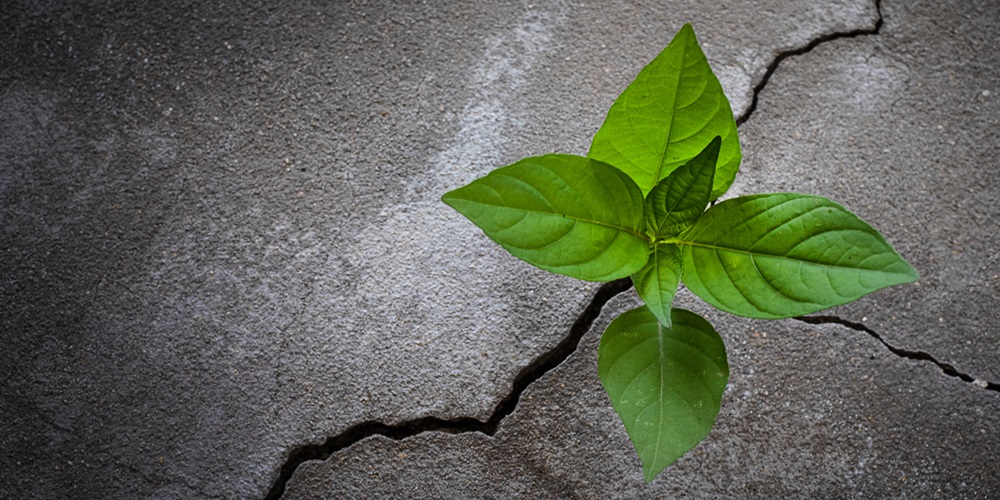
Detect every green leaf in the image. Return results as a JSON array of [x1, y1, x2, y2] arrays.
[[441, 154, 650, 282], [646, 136, 720, 239], [598, 306, 729, 482], [676, 193, 920, 318], [631, 243, 682, 327], [588, 23, 741, 198]]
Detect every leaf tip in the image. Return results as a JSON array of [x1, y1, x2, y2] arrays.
[[669, 23, 698, 49], [643, 468, 657, 483], [440, 189, 459, 208], [641, 455, 676, 483], [901, 260, 920, 283]]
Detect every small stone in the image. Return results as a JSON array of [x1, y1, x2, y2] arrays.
[[973, 379, 989, 389], [983, 90, 991, 97]]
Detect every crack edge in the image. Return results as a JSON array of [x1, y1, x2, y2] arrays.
[[262, 278, 632, 500], [794, 315, 1000, 392], [736, 0, 884, 125], [265, 1, 900, 496]]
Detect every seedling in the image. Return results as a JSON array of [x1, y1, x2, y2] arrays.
[[442, 24, 918, 481]]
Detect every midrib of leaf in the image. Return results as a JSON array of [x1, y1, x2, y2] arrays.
[[652, 45, 687, 187], [652, 321, 668, 480], [669, 238, 904, 274], [472, 201, 650, 242], [664, 182, 694, 217], [746, 254, 823, 303], [655, 178, 700, 238]]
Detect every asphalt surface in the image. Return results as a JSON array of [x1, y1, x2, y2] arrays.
[[2, 0, 997, 498]]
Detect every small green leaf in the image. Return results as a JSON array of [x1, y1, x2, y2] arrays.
[[598, 307, 729, 482], [441, 154, 650, 282], [646, 136, 720, 239], [676, 193, 920, 318], [588, 23, 740, 198], [631, 243, 682, 327]]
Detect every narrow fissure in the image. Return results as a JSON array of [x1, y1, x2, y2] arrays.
[[736, 0, 997, 392], [794, 315, 1000, 392], [735, 0, 883, 125], [267, 1, 896, 497], [263, 278, 632, 500]]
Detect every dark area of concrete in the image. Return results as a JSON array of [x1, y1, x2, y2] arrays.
[[1, 0, 996, 498]]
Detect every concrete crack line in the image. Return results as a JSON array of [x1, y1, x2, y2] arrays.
[[266, 2, 894, 495], [737, 0, 996, 392], [263, 278, 632, 500], [736, 0, 883, 125], [794, 315, 1000, 392]]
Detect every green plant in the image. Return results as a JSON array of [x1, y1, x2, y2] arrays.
[[441, 24, 918, 481]]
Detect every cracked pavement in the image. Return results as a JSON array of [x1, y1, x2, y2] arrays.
[[1, 0, 997, 498]]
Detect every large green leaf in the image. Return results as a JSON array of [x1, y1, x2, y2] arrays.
[[676, 193, 920, 318], [646, 136, 719, 239], [441, 154, 650, 282], [588, 23, 740, 198], [598, 307, 729, 482], [631, 243, 682, 327]]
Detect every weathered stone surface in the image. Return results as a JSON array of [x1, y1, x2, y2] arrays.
[[732, 0, 1000, 381], [283, 0, 1000, 497], [284, 291, 1000, 497], [5, 0, 993, 498]]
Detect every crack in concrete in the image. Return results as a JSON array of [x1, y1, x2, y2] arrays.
[[735, 0, 997, 393], [795, 315, 1000, 392], [736, 0, 883, 125], [263, 278, 632, 499], [265, 2, 906, 496]]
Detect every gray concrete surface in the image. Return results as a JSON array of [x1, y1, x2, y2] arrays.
[[732, 0, 1000, 383], [1, 0, 996, 498], [283, 291, 1000, 498]]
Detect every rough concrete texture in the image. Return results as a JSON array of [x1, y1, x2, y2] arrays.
[[0, 0, 996, 499], [731, 0, 1000, 382], [283, 291, 1000, 498]]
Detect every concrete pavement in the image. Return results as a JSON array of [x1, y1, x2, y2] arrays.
[[2, 0, 996, 498]]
